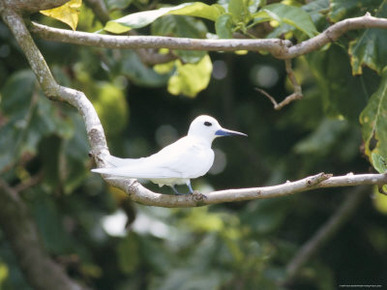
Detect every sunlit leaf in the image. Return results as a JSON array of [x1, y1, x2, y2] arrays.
[[93, 82, 128, 136], [252, 3, 318, 37], [373, 186, 387, 214], [167, 54, 212, 97], [228, 0, 249, 23], [359, 67, 387, 173], [104, 2, 224, 34], [40, 0, 82, 31]]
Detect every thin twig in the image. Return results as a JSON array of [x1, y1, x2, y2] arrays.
[[284, 186, 369, 283], [256, 59, 303, 109], [13, 172, 44, 193]]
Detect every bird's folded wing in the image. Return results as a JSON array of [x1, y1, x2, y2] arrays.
[[105, 155, 144, 167]]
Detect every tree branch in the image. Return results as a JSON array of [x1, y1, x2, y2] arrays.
[[29, 13, 387, 59], [103, 172, 387, 208], [1, 0, 69, 14], [284, 186, 369, 284], [256, 59, 303, 110], [2, 0, 386, 209]]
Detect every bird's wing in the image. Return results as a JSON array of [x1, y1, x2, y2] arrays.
[[92, 137, 214, 179], [105, 155, 144, 167]]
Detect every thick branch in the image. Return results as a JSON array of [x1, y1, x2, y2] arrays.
[[284, 186, 369, 283], [30, 14, 387, 59], [104, 172, 387, 208], [0, 179, 86, 290], [1, 0, 70, 14]]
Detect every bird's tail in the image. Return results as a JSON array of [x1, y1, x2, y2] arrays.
[[91, 155, 143, 174]]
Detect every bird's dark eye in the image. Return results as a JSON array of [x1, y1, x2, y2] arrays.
[[204, 121, 212, 127]]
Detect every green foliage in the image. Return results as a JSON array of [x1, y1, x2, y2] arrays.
[[1, 0, 387, 289], [306, 45, 369, 121], [167, 55, 212, 97], [104, 2, 224, 33], [349, 2, 387, 75], [359, 67, 387, 173], [329, 0, 387, 75], [252, 3, 318, 38]]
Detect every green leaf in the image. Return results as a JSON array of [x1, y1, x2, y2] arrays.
[[0, 70, 74, 172], [104, 2, 224, 34], [294, 119, 349, 155], [215, 13, 233, 38], [151, 15, 207, 63], [371, 153, 387, 173], [359, 66, 387, 173], [168, 54, 212, 97], [252, 3, 318, 38], [120, 50, 170, 86], [306, 45, 369, 121], [248, 0, 265, 14], [94, 82, 128, 136], [106, 0, 133, 11], [1, 70, 35, 119], [329, 0, 381, 22], [228, 0, 248, 23], [302, 0, 329, 26], [348, 2, 387, 75]]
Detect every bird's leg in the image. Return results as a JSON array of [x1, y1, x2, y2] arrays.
[[172, 185, 185, 195], [186, 181, 194, 194]]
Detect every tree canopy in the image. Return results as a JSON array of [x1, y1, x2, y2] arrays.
[[0, 0, 387, 289]]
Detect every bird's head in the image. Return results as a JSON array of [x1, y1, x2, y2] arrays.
[[187, 115, 247, 142]]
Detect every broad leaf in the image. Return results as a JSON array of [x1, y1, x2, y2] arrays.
[[252, 3, 318, 38], [228, 0, 249, 23], [104, 2, 224, 34], [215, 14, 233, 39], [168, 54, 212, 97], [151, 15, 207, 63], [306, 45, 370, 122], [329, 0, 382, 22], [120, 50, 170, 86], [359, 67, 387, 173], [348, 2, 387, 75], [40, 0, 82, 31], [106, 0, 133, 10]]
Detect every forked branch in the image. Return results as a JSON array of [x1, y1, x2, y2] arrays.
[[256, 59, 303, 110]]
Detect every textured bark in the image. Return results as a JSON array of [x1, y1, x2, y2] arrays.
[[1, 0, 69, 14]]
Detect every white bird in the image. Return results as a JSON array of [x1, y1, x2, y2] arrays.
[[92, 115, 247, 194]]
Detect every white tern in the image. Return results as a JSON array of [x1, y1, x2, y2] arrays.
[[92, 115, 247, 194]]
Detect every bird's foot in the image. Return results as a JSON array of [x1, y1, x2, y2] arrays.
[[192, 190, 207, 201]]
